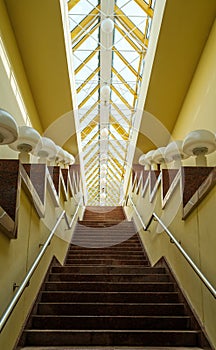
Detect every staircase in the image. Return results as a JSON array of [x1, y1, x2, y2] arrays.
[[18, 206, 208, 348]]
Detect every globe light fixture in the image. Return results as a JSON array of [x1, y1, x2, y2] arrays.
[[36, 137, 57, 164], [101, 153, 108, 160], [101, 192, 106, 199], [100, 127, 109, 138], [100, 85, 110, 101], [101, 178, 107, 185], [0, 108, 18, 145], [165, 140, 189, 168], [9, 126, 41, 163], [101, 163, 107, 170], [101, 18, 114, 33], [145, 150, 157, 170], [101, 169, 107, 177], [183, 129, 216, 166], [55, 145, 65, 167], [64, 151, 75, 167], [152, 147, 170, 169], [138, 153, 150, 170]]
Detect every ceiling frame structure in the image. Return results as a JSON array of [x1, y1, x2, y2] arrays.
[[67, 0, 154, 205]]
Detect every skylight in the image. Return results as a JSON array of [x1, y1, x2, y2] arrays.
[[67, 0, 154, 205]]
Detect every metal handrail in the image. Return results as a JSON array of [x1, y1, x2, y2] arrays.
[[128, 195, 216, 299], [0, 203, 81, 333], [64, 201, 82, 229]]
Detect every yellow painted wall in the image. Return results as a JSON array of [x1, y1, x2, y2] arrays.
[[0, 0, 42, 134], [0, 178, 81, 350], [172, 19, 216, 166], [128, 19, 216, 347]]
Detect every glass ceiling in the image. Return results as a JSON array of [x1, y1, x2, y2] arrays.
[[67, 0, 154, 205]]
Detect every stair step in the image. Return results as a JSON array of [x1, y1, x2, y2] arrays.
[[70, 243, 143, 249], [44, 281, 176, 292], [37, 302, 185, 316], [64, 259, 149, 265], [48, 273, 170, 282], [66, 254, 148, 260], [31, 315, 191, 330], [76, 220, 135, 228], [67, 249, 144, 254], [40, 291, 180, 303], [67, 252, 145, 257], [23, 329, 200, 347], [70, 240, 141, 245], [68, 246, 144, 252], [51, 266, 165, 274]]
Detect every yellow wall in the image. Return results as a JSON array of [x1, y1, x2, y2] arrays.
[[0, 0, 42, 134], [128, 19, 216, 348], [172, 19, 216, 166], [0, 176, 81, 350]]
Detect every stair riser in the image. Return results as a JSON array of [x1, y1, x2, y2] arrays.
[[65, 259, 149, 265], [44, 282, 175, 292], [31, 316, 191, 330], [68, 247, 144, 252], [37, 303, 185, 316], [48, 274, 171, 282], [51, 266, 165, 274], [41, 292, 180, 303], [66, 256, 147, 261], [24, 330, 199, 347], [72, 237, 140, 245], [74, 229, 137, 233], [72, 243, 141, 251], [70, 242, 141, 247], [70, 243, 143, 249], [67, 253, 145, 258]]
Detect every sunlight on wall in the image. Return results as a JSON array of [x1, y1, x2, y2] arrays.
[[0, 36, 32, 127]]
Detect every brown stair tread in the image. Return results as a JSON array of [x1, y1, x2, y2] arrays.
[[22, 329, 201, 347]]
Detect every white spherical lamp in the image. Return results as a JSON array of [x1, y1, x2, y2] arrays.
[[138, 154, 150, 170], [101, 18, 114, 33], [0, 109, 18, 145], [101, 153, 108, 160], [55, 145, 65, 166], [165, 140, 189, 167], [100, 85, 110, 101], [101, 169, 107, 177], [64, 151, 75, 166], [101, 178, 107, 185], [145, 150, 157, 169], [100, 127, 109, 138], [101, 192, 106, 199], [101, 163, 107, 170], [183, 129, 216, 166], [36, 137, 56, 164], [9, 126, 41, 162], [152, 147, 167, 164]]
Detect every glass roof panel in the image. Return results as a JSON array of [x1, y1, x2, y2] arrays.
[[112, 52, 137, 83], [68, 0, 99, 30], [116, 1, 148, 30], [66, 0, 154, 205]]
